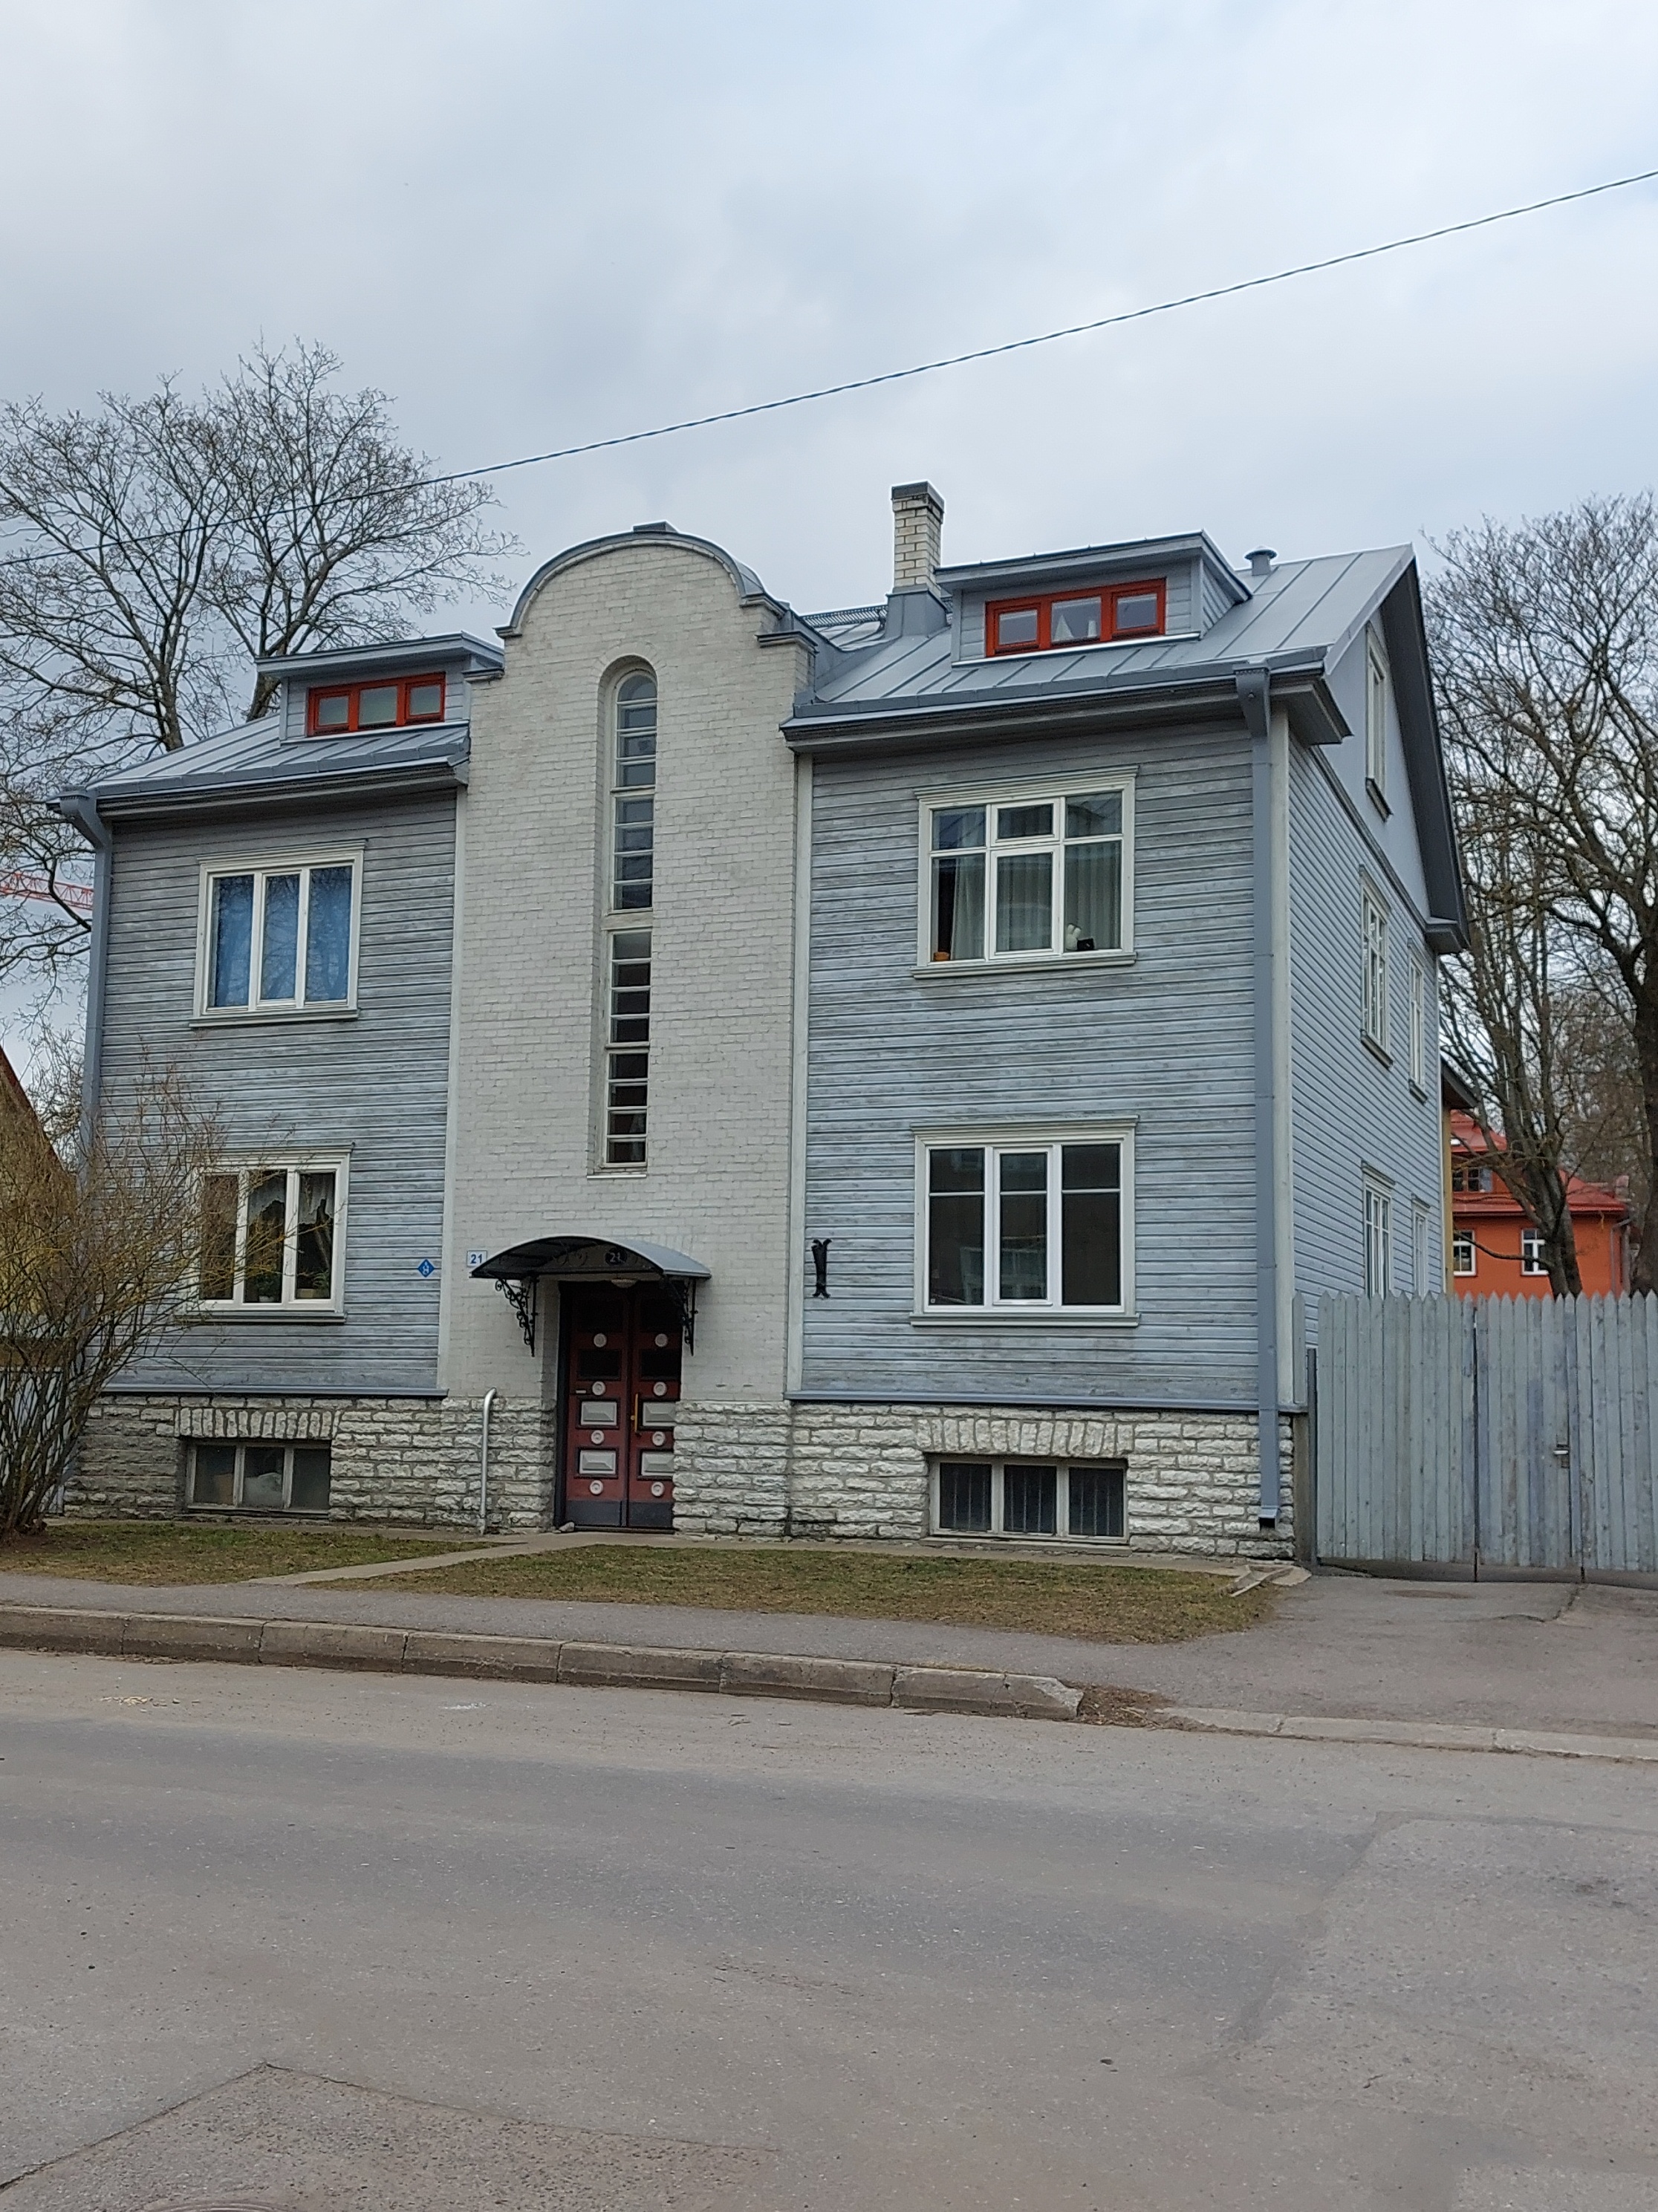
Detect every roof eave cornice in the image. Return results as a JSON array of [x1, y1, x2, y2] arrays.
[[91, 755, 468, 823], [784, 657, 1341, 754]]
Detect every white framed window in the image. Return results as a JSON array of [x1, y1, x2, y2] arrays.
[[603, 928, 651, 1166], [610, 671, 657, 911], [198, 853, 360, 1016], [1362, 888, 1390, 1055], [188, 1440, 333, 1514], [919, 1129, 1132, 1313], [1363, 1178, 1393, 1296], [1408, 959, 1427, 1090], [1411, 1201, 1430, 1294], [932, 1458, 1127, 1542], [1521, 1229, 1547, 1276], [1452, 1230, 1477, 1277], [198, 1157, 348, 1312], [1365, 633, 1388, 806], [921, 778, 1133, 966]]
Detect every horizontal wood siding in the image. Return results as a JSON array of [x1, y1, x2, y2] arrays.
[[1288, 744, 1444, 1317], [99, 791, 457, 1395], [802, 721, 1257, 1402], [1198, 557, 1235, 634]]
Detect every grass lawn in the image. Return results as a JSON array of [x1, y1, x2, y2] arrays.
[[360, 1545, 1278, 1642], [0, 1522, 469, 1587]]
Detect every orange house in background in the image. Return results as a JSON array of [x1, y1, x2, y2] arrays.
[[1448, 1112, 1631, 1296]]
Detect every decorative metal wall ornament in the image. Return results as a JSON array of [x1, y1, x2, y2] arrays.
[[810, 1237, 832, 1298], [496, 1274, 536, 1353]]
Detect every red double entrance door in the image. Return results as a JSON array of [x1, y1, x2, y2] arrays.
[[564, 1284, 682, 1529]]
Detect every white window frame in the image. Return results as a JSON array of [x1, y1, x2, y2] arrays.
[[1363, 1176, 1393, 1296], [1362, 887, 1390, 1057], [186, 1439, 334, 1514], [1408, 958, 1427, 1090], [929, 1457, 1128, 1545], [1452, 1229, 1477, 1277], [598, 923, 651, 1170], [914, 1124, 1135, 1319], [916, 775, 1135, 972], [1521, 1229, 1547, 1276], [195, 849, 363, 1020], [1411, 1200, 1431, 1295], [608, 668, 657, 914], [195, 1154, 350, 1316], [1365, 632, 1389, 807]]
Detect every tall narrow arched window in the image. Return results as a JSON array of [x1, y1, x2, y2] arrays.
[[604, 670, 656, 1165], [611, 672, 657, 910]]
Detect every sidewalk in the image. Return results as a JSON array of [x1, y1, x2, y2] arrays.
[[1, 1564, 1652, 1740]]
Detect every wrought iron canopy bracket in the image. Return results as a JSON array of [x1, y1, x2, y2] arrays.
[[496, 1274, 536, 1353], [665, 1275, 698, 1355]]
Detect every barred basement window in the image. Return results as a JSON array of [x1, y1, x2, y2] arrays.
[[604, 928, 651, 1165], [188, 1441, 332, 1513], [933, 1459, 1126, 1541]]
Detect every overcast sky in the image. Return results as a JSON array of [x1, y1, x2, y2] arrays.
[[4, 0, 1658, 1058]]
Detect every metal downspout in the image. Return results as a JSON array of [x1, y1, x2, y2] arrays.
[[53, 793, 112, 1157], [478, 1388, 498, 1534], [1237, 670, 1281, 1522]]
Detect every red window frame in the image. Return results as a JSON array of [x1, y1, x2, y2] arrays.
[[306, 671, 446, 735], [985, 579, 1166, 657]]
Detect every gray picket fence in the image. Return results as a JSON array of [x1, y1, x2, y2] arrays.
[[1313, 1293, 1658, 1578]]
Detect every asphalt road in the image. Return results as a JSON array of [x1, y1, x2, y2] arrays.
[[2, 1651, 1655, 2212]]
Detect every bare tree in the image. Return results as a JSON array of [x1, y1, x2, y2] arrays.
[[1437, 799, 1584, 1294], [1428, 494, 1658, 1292], [0, 342, 511, 987], [0, 1056, 222, 1539]]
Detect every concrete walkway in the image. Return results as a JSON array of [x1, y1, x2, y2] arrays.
[[1, 1566, 1652, 1738]]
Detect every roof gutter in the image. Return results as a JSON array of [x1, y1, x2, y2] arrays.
[[53, 792, 111, 1155], [88, 755, 468, 824], [784, 660, 1349, 755]]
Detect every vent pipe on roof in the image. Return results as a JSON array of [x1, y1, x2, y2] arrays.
[[891, 482, 944, 591], [1246, 547, 1276, 582]]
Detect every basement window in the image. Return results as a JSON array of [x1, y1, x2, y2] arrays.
[[188, 1441, 332, 1513], [933, 1459, 1126, 1541]]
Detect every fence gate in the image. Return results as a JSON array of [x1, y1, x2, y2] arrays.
[[1314, 1293, 1658, 1577]]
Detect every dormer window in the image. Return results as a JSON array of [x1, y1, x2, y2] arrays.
[[986, 579, 1166, 657], [306, 672, 446, 735]]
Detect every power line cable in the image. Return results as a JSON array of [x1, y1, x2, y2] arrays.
[[420, 162, 1658, 488], [1, 161, 1655, 577]]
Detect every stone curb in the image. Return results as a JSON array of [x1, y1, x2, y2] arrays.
[[1163, 1705, 1658, 1765], [0, 1603, 1082, 1722]]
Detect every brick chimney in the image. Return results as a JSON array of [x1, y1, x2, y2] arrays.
[[891, 481, 943, 592]]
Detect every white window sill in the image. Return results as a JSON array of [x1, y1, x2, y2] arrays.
[[192, 1006, 358, 1029], [911, 1310, 1140, 1329], [912, 951, 1136, 980], [189, 1307, 348, 1324], [1362, 1034, 1392, 1068]]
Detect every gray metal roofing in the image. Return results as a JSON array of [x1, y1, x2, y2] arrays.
[[796, 547, 1413, 721], [79, 716, 470, 809]]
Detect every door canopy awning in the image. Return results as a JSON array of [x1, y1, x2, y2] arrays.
[[471, 1236, 709, 1354]]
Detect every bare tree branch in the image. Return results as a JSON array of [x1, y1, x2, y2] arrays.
[[0, 343, 514, 983], [1428, 493, 1658, 1289]]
